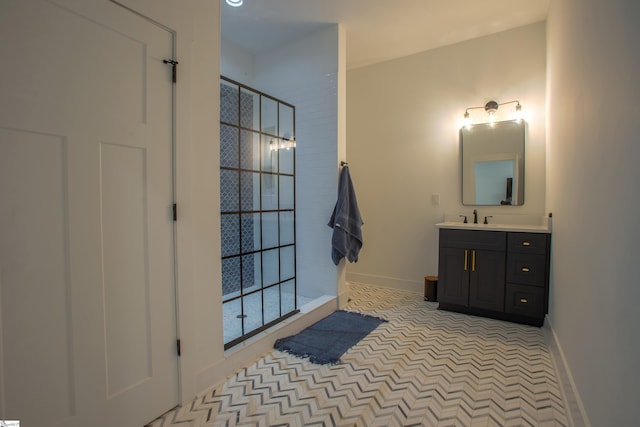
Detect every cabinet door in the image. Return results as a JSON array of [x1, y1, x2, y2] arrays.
[[438, 247, 470, 306], [469, 249, 506, 311]]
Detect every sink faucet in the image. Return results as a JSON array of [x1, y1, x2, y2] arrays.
[[473, 209, 478, 224]]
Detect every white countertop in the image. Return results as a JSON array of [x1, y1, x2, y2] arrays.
[[436, 221, 551, 233]]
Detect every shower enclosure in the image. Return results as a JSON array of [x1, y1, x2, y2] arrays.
[[220, 77, 298, 349]]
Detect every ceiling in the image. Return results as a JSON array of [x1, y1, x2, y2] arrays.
[[221, 0, 550, 70]]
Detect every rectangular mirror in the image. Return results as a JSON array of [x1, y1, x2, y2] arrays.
[[461, 120, 525, 205]]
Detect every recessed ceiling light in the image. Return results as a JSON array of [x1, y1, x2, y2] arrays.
[[225, 0, 243, 7]]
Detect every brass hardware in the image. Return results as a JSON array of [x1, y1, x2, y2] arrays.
[[464, 250, 468, 271], [520, 298, 528, 303], [522, 241, 531, 246], [471, 250, 476, 272], [521, 267, 530, 272]]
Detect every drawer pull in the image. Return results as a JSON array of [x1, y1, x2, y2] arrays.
[[522, 241, 531, 246], [464, 250, 468, 271], [520, 298, 528, 303], [521, 267, 530, 272]]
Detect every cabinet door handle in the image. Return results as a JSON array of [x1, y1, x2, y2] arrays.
[[522, 241, 531, 246], [464, 250, 468, 271], [520, 298, 528, 303], [471, 250, 476, 272], [521, 267, 530, 272]]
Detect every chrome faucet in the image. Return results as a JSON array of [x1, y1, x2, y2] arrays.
[[473, 209, 478, 224]]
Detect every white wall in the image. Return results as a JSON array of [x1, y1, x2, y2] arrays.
[[346, 23, 547, 292], [546, 0, 640, 425], [221, 37, 255, 85]]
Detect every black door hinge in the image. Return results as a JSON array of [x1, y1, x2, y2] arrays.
[[173, 203, 177, 221], [163, 59, 178, 83], [177, 339, 181, 356]]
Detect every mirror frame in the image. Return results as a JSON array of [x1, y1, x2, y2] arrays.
[[461, 120, 526, 206]]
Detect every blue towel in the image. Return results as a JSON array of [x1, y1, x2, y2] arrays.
[[328, 166, 364, 265]]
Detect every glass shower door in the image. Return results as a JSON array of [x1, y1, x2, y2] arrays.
[[219, 77, 297, 349]]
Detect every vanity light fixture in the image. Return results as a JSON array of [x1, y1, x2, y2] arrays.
[[463, 100, 522, 127], [225, 0, 243, 7], [269, 136, 297, 152]]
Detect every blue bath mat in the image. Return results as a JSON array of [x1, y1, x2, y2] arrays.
[[274, 310, 387, 364]]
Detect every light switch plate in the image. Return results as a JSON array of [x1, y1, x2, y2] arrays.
[[431, 193, 440, 206]]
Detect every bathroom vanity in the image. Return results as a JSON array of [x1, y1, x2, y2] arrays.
[[436, 222, 551, 327]]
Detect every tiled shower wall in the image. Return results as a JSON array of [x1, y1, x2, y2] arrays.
[[220, 83, 255, 296], [252, 25, 340, 300]]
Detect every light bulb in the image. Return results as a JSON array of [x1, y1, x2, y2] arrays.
[[514, 103, 523, 122], [462, 111, 472, 129], [225, 0, 243, 7]]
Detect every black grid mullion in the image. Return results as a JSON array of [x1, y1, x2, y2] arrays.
[[221, 242, 295, 260], [258, 92, 266, 328], [235, 85, 247, 337], [292, 106, 297, 311], [276, 102, 282, 319], [220, 76, 297, 350]]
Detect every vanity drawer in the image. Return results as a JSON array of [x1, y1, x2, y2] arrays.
[[505, 284, 545, 318], [506, 253, 547, 286], [440, 229, 506, 251], [507, 233, 548, 254]]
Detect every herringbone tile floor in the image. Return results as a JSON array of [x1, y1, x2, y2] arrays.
[[148, 283, 568, 426]]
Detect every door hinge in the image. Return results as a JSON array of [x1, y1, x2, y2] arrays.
[[163, 59, 178, 83], [173, 203, 177, 221], [177, 339, 182, 356]]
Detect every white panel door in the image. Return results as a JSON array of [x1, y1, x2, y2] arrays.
[[0, 1, 179, 426]]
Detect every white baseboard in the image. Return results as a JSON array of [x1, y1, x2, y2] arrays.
[[346, 272, 423, 294], [543, 320, 591, 427]]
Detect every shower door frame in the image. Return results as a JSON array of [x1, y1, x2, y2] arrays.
[[219, 76, 298, 350]]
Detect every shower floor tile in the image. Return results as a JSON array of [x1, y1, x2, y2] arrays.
[[223, 289, 313, 344]]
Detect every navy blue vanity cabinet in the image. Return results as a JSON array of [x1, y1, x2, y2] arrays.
[[504, 233, 551, 322], [438, 229, 507, 313], [438, 228, 551, 327]]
